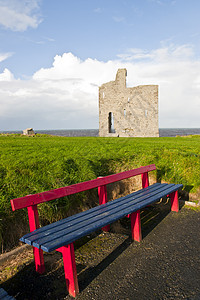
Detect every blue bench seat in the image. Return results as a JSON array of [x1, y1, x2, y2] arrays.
[[20, 182, 182, 253]]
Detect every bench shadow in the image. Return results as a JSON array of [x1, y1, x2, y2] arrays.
[[74, 230, 102, 250], [140, 198, 185, 239], [1, 258, 69, 299], [78, 198, 184, 293], [156, 167, 171, 183], [78, 236, 131, 292], [179, 185, 194, 201]]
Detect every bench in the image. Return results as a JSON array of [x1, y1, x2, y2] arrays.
[[10, 164, 183, 297]]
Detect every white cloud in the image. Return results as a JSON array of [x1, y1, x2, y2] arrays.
[[0, 68, 14, 81], [0, 45, 200, 130], [44, 37, 55, 42], [0, 52, 13, 63], [117, 44, 194, 62], [112, 16, 125, 23], [148, 0, 176, 5], [0, 0, 42, 31]]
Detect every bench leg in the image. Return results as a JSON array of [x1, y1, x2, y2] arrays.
[[130, 210, 142, 242], [57, 244, 79, 298], [33, 247, 45, 274], [27, 205, 45, 274], [141, 172, 149, 188], [170, 191, 179, 212], [98, 183, 110, 232]]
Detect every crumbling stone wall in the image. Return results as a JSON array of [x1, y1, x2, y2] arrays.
[[99, 69, 159, 137], [23, 128, 35, 136]]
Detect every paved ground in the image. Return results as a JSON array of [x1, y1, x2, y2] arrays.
[[1, 201, 200, 299]]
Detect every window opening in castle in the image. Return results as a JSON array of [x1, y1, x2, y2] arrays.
[[108, 112, 115, 133], [145, 109, 148, 117], [124, 109, 126, 117]]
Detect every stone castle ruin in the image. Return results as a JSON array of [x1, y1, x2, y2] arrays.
[[99, 69, 159, 137]]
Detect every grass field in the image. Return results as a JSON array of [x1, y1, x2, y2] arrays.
[[0, 134, 200, 252]]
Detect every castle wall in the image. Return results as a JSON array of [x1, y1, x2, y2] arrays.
[[99, 69, 159, 137]]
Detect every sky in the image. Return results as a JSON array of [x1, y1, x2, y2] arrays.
[[0, 0, 200, 131]]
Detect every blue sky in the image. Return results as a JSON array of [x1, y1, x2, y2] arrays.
[[0, 0, 200, 130]]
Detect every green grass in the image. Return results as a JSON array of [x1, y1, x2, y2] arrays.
[[0, 133, 200, 252]]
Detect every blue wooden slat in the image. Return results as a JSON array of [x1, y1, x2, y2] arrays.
[[23, 184, 181, 252], [23, 183, 168, 246], [22, 183, 162, 240], [20, 183, 182, 252], [31, 184, 174, 248], [0, 289, 7, 298], [0, 288, 15, 300], [23, 184, 176, 248], [20, 183, 163, 243], [40, 184, 182, 252]]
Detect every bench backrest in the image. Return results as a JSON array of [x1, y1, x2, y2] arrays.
[[11, 164, 156, 211], [10, 164, 156, 236]]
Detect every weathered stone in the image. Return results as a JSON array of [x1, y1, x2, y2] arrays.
[[99, 69, 159, 137], [23, 128, 35, 136]]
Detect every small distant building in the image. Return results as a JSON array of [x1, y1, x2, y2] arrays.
[[23, 128, 35, 136], [99, 69, 159, 137]]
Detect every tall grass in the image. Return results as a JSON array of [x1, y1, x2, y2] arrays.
[[0, 134, 200, 252]]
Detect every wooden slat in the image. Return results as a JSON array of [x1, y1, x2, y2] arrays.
[[20, 183, 182, 252], [20, 183, 162, 243], [41, 184, 182, 252], [11, 164, 156, 211], [0, 288, 15, 300], [0, 289, 7, 298], [22, 184, 168, 247], [28, 184, 165, 247], [47, 183, 183, 252]]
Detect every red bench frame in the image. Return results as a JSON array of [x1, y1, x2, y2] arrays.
[[10, 164, 179, 297]]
